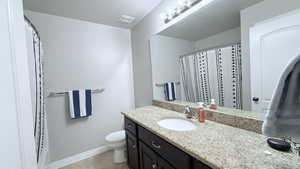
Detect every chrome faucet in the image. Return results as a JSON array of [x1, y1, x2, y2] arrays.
[[184, 106, 194, 119]]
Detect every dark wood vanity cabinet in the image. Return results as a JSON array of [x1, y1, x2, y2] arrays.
[[125, 118, 139, 169], [139, 142, 175, 169], [126, 131, 139, 169], [193, 160, 211, 169], [124, 117, 211, 169]]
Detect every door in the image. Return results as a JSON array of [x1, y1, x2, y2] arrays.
[[139, 142, 158, 169], [126, 132, 139, 169], [250, 10, 300, 113]]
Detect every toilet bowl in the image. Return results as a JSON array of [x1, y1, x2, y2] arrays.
[[105, 130, 126, 163]]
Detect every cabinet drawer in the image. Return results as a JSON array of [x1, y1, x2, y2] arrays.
[[138, 126, 191, 169], [125, 117, 137, 135], [193, 159, 211, 169]]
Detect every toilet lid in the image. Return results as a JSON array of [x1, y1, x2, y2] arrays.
[[106, 130, 125, 142]]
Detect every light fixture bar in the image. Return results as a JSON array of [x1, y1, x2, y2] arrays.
[[160, 0, 216, 25]]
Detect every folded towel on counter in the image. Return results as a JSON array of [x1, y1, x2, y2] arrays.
[[164, 82, 176, 101], [68, 89, 92, 119], [262, 54, 300, 139]]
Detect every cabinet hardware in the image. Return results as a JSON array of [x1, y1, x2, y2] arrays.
[[132, 144, 136, 149], [152, 163, 157, 169], [151, 141, 161, 149]]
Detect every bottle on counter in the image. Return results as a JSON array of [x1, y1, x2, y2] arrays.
[[197, 102, 206, 123], [209, 99, 217, 110]]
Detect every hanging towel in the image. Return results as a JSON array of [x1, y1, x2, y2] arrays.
[[68, 89, 92, 119], [164, 82, 176, 101], [262, 54, 300, 139]]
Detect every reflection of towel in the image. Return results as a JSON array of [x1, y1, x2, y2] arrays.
[[263, 55, 300, 139], [164, 82, 176, 101], [68, 89, 92, 119]]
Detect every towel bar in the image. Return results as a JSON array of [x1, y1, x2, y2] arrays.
[[155, 82, 180, 87], [48, 88, 105, 97]]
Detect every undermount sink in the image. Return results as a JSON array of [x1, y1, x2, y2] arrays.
[[157, 118, 196, 131]]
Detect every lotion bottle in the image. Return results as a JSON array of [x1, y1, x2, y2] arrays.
[[209, 99, 217, 110], [197, 102, 206, 123]]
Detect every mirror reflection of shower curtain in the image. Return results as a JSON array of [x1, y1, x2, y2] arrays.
[[180, 43, 242, 109], [180, 52, 211, 103], [25, 16, 48, 168]]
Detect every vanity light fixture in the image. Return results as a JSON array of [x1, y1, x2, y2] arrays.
[[160, 0, 214, 24]]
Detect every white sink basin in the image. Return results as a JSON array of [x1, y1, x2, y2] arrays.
[[157, 118, 196, 131]]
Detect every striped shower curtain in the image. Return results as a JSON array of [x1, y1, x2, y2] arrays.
[[25, 16, 49, 169], [180, 44, 243, 109]]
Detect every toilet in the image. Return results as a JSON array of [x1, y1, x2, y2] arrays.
[[105, 130, 126, 163]]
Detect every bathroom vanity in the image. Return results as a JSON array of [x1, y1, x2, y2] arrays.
[[125, 117, 210, 169], [122, 106, 300, 169]]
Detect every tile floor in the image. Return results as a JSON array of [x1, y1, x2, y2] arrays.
[[60, 151, 129, 169]]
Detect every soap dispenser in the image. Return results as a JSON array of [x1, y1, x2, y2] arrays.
[[197, 102, 206, 123]]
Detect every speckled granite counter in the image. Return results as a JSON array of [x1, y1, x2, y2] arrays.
[[153, 100, 264, 134], [122, 106, 300, 169]]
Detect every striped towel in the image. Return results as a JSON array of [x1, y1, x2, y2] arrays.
[[68, 89, 92, 119], [164, 82, 176, 101]]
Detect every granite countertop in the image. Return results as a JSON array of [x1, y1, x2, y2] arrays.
[[122, 106, 300, 169]]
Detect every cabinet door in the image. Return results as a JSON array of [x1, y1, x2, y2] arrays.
[[139, 142, 158, 169], [193, 160, 211, 169], [126, 131, 139, 169], [158, 157, 175, 169]]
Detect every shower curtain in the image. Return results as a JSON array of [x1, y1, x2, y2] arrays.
[[25, 16, 48, 169], [180, 43, 243, 109]]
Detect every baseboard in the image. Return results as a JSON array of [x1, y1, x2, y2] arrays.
[[47, 145, 112, 169]]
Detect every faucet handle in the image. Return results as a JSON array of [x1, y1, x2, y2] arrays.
[[184, 106, 191, 111], [184, 106, 194, 119]]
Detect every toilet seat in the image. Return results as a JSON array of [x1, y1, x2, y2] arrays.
[[105, 130, 125, 143]]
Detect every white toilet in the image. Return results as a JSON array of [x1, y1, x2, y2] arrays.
[[105, 130, 126, 163]]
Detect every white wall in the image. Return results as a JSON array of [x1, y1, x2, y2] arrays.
[[241, 0, 300, 110], [195, 27, 241, 50], [150, 35, 195, 101], [25, 11, 135, 162], [131, 0, 182, 107]]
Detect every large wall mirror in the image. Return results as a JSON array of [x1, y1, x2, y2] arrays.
[[150, 0, 300, 114]]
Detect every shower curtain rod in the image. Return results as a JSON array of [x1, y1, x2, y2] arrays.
[[24, 15, 40, 40], [179, 41, 241, 59]]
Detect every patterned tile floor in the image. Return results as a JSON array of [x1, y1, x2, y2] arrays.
[[60, 151, 129, 169]]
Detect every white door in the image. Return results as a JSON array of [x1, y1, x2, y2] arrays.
[[0, 0, 37, 169], [250, 10, 300, 113]]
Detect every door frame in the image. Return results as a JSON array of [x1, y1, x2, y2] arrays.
[[3, 0, 38, 168]]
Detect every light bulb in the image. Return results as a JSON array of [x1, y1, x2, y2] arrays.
[[177, 0, 185, 6], [175, 7, 181, 15], [167, 8, 175, 19], [186, 0, 192, 7], [160, 13, 167, 20]]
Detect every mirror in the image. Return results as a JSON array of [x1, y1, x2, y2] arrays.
[[150, 0, 300, 113]]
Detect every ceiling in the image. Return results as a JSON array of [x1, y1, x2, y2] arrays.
[[23, 0, 163, 29], [159, 0, 263, 41]]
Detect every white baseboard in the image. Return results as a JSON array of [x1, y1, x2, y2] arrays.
[[47, 145, 112, 169]]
